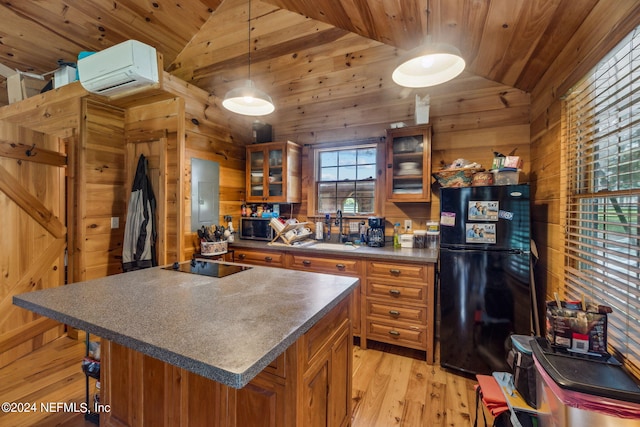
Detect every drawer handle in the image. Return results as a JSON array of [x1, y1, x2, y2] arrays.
[[390, 269, 401, 275], [264, 256, 273, 262], [302, 260, 312, 266], [336, 263, 345, 269], [388, 330, 401, 336], [389, 310, 401, 317], [238, 254, 246, 260], [389, 289, 401, 296]]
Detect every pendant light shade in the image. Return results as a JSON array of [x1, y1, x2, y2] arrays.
[[223, 0, 275, 116], [223, 79, 275, 116], [392, 41, 465, 88]]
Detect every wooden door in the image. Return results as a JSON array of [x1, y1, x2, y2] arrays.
[[0, 127, 68, 367]]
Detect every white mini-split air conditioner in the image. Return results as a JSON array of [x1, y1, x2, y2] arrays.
[[78, 40, 158, 96]]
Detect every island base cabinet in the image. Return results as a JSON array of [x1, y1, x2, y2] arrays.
[[100, 295, 352, 427]]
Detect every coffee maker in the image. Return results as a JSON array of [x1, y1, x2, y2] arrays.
[[366, 217, 385, 247]]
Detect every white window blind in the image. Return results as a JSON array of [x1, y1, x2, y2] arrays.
[[563, 26, 640, 368]]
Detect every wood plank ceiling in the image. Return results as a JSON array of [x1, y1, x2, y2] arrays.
[[0, 0, 605, 143]]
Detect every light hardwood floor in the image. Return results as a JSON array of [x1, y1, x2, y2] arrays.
[[0, 337, 484, 426]]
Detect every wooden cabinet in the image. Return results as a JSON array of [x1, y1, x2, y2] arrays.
[[385, 125, 432, 202], [246, 141, 301, 203], [363, 260, 435, 364], [286, 252, 362, 337], [100, 295, 352, 427]]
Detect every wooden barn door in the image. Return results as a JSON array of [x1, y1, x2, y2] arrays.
[[0, 128, 69, 368]]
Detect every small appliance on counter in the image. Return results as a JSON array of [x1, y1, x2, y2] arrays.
[[239, 217, 275, 241], [366, 217, 385, 247]]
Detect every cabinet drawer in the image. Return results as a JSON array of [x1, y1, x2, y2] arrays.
[[289, 254, 360, 275], [235, 249, 284, 267], [366, 280, 428, 304], [366, 320, 427, 349], [366, 300, 427, 324], [367, 261, 428, 281]]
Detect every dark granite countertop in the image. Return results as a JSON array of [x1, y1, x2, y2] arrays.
[[13, 261, 358, 389], [230, 239, 439, 263]]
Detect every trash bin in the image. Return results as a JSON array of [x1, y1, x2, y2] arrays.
[[532, 338, 640, 426]]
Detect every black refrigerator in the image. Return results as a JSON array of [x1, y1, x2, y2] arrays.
[[439, 184, 531, 376]]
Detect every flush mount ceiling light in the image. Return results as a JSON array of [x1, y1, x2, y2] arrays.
[[223, 0, 275, 116], [391, 1, 465, 88]]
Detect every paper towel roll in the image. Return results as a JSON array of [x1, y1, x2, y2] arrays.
[[315, 222, 323, 240]]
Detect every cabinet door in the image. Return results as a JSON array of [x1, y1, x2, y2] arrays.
[[248, 149, 267, 201], [301, 323, 351, 427], [265, 146, 284, 200], [386, 125, 432, 202], [235, 373, 286, 427], [246, 141, 301, 203]]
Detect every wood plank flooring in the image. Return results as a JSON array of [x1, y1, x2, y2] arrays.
[[0, 337, 485, 426]]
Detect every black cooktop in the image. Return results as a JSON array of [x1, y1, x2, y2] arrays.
[[164, 260, 251, 278]]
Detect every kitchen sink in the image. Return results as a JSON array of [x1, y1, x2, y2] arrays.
[[309, 243, 360, 251]]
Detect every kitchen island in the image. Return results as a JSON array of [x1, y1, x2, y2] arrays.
[[13, 260, 358, 427]]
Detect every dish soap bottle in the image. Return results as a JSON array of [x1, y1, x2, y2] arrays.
[[393, 223, 401, 248]]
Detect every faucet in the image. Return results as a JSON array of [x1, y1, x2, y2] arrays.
[[335, 210, 343, 243]]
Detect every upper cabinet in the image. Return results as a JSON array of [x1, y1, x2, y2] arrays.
[[246, 141, 302, 203], [386, 125, 432, 202]]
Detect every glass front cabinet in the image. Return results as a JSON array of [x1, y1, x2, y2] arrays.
[[386, 125, 432, 202], [246, 141, 301, 203]]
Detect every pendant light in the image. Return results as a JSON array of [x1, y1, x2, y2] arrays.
[[391, 1, 465, 88], [223, 0, 275, 116]]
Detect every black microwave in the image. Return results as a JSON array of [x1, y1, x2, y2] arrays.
[[239, 217, 275, 241]]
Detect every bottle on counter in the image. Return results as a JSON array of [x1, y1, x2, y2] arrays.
[[393, 223, 401, 248], [241, 202, 247, 217]]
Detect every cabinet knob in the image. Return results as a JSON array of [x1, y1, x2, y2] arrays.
[[388, 310, 401, 317], [388, 330, 400, 336], [238, 254, 246, 260], [389, 289, 401, 296], [390, 269, 401, 275], [335, 263, 345, 270], [264, 256, 272, 262], [302, 260, 312, 266]]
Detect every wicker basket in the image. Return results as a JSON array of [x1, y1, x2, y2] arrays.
[[432, 168, 484, 187], [201, 240, 228, 256]]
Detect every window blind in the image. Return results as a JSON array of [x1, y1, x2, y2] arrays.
[[563, 26, 640, 368]]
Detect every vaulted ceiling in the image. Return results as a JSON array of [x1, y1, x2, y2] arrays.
[[0, 0, 613, 143]]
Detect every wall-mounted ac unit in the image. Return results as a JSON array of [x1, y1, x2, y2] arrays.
[[78, 40, 158, 96]]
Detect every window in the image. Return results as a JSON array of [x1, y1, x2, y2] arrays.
[[316, 145, 377, 214], [563, 26, 640, 367]]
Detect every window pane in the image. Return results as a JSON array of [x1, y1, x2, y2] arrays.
[[320, 167, 338, 181], [357, 164, 375, 180], [355, 197, 374, 214], [318, 182, 336, 198], [339, 166, 357, 180], [357, 148, 376, 165], [320, 151, 337, 167], [336, 181, 356, 198], [317, 197, 336, 213], [338, 150, 357, 166]]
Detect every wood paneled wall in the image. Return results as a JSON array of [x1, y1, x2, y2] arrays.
[[528, 1, 640, 308], [285, 77, 531, 235], [75, 100, 126, 281], [162, 75, 246, 261]]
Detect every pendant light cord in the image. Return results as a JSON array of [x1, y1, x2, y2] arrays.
[[247, 0, 251, 81]]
